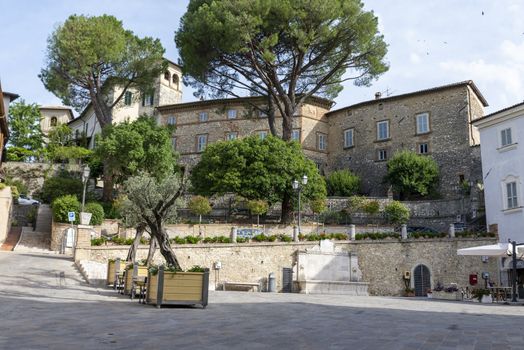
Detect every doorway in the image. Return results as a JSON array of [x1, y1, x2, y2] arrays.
[[413, 264, 431, 296]]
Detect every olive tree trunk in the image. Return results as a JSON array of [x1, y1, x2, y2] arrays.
[[149, 224, 181, 270], [146, 236, 157, 266], [126, 223, 146, 262]]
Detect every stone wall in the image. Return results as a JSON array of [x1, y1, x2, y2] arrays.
[[83, 237, 497, 295], [327, 83, 485, 200], [0, 187, 13, 244]]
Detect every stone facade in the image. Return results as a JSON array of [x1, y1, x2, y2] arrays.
[[81, 237, 498, 295], [327, 82, 487, 198], [39, 106, 73, 136], [157, 96, 332, 170]]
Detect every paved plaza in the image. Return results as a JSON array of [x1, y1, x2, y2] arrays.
[[0, 252, 523, 350]]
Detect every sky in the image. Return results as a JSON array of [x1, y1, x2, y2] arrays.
[[1, 0, 523, 115]]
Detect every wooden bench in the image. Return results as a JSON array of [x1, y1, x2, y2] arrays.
[[223, 281, 261, 292]]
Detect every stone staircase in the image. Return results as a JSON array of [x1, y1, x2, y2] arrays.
[[35, 204, 52, 233], [13, 205, 55, 254]]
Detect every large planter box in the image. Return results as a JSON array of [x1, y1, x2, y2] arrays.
[[107, 259, 126, 287], [124, 264, 148, 295], [432, 290, 462, 301], [146, 266, 209, 308]]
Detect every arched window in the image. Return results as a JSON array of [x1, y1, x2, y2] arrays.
[[50, 116, 58, 127], [172, 74, 179, 90], [164, 71, 170, 81]]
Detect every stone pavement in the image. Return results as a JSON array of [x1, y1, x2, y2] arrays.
[[0, 251, 523, 350]]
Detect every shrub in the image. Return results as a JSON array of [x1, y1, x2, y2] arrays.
[[362, 200, 380, 215], [246, 199, 269, 216], [91, 237, 107, 246], [185, 235, 202, 244], [326, 170, 360, 196], [52, 195, 80, 223], [252, 234, 268, 242], [188, 196, 212, 218], [84, 202, 104, 225], [319, 209, 351, 225], [236, 237, 248, 243], [4, 178, 28, 196], [309, 198, 327, 215], [278, 234, 292, 242], [41, 176, 83, 203], [346, 195, 366, 213], [385, 150, 439, 199], [355, 232, 400, 240], [170, 236, 186, 244], [384, 201, 410, 225]]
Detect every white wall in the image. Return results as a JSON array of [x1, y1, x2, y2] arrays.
[[478, 111, 524, 243]]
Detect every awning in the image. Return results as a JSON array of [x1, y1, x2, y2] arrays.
[[457, 243, 524, 257]]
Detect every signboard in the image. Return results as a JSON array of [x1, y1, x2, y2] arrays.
[[237, 228, 263, 239], [68, 211, 76, 222]]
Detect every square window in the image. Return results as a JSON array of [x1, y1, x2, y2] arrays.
[[378, 149, 387, 161], [142, 91, 154, 106], [318, 133, 327, 151], [199, 112, 208, 122], [507, 181, 518, 209], [227, 109, 237, 119], [167, 116, 177, 125], [258, 131, 268, 140], [344, 129, 354, 148], [226, 132, 238, 141], [291, 129, 301, 142], [124, 91, 132, 106], [416, 113, 430, 134], [197, 134, 207, 152], [419, 143, 429, 154], [501, 128, 512, 147], [377, 121, 389, 140]]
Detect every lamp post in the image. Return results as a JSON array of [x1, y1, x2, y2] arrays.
[[508, 239, 524, 302], [292, 175, 308, 234], [81, 165, 91, 212]]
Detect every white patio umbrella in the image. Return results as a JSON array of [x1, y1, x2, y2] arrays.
[[457, 243, 524, 257]]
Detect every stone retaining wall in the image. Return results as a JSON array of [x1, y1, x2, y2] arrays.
[[82, 238, 497, 295]]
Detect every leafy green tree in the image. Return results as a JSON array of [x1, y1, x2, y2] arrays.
[[362, 200, 380, 216], [326, 170, 360, 196], [309, 198, 327, 233], [385, 151, 439, 199], [94, 116, 177, 187], [40, 14, 167, 200], [246, 199, 269, 226], [123, 173, 187, 268], [190, 136, 326, 222], [44, 124, 93, 163], [52, 195, 80, 223], [384, 200, 410, 225], [40, 175, 83, 204], [6, 100, 44, 161], [188, 195, 212, 226], [176, 0, 388, 140], [84, 202, 105, 225]]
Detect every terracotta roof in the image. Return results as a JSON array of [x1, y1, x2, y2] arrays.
[[326, 80, 489, 116], [471, 101, 524, 124], [157, 95, 334, 112]]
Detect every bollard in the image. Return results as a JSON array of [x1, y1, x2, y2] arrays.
[[401, 224, 408, 240], [449, 224, 455, 238], [293, 226, 299, 242], [230, 227, 237, 243], [349, 224, 356, 240], [268, 272, 276, 292]]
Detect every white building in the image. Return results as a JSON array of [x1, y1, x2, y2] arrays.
[[39, 106, 74, 136], [473, 102, 524, 245]]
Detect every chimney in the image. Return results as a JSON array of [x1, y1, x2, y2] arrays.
[[375, 92, 382, 100]]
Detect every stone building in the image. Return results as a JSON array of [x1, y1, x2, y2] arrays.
[[157, 80, 488, 203], [0, 86, 18, 166], [327, 81, 488, 198], [156, 96, 333, 168], [38, 106, 74, 136], [67, 59, 182, 148]]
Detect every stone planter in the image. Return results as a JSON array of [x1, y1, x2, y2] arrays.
[[107, 259, 126, 287], [480, 294, 493, 303], [432, 290, 461, 301], [123, 264, 148, 295], [146, 266, 209, 308]]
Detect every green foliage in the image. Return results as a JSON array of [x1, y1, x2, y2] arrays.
[[319, 209, 351, 225], [185, 235, 203, 244], [455, 231, 497, 238], [471, 288, 491, 302], [91, 237, 107, 246], [191, 136, 326, 206], [326, 170, 360, 196], [10, 186, 20, 201], [4, 178, 28, 196], [299, 233, 348, 241], [40, 14, 166, 125], [84, 202, 105, 225], [47, 146, 93, 163], [355, 232, 400, 240], [202, 236, 231, 244], [409, 232, 447, 239], [41, 175, 83, 204], [6, 100, 44, 161], [188, 196, 212, 216], [236, 237, 248, 243], [246, 199, 269, 216], [187, 265, 206, 272], [362, 200, 380, 215], [176, 0, 388, 137], [52, 195, 80, 223], [385, 151, 439, 199], [309, 198, 327, 214], [0, 183, 5, 190], [384, 201, 410, 225], [346, 195, 366, 213], [94, 117, 177, 184]]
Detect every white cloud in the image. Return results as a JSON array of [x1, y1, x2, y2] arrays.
[[409, 53, 421, 64]]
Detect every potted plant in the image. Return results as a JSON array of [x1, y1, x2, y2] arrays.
[[472, 288, 492, 303], [146, 265, 209, 308], [426, 288, 433, 298], [404, 287, 415, 297]]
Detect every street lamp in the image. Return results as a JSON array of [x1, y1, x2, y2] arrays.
[[292, 175, 308, 234], [81, 165, 91, 212]]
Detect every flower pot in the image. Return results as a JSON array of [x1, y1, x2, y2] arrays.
[[480, 294, 492, 303], [146, 266, 209, 308]]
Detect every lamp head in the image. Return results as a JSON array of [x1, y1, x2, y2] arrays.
[[292, 180, 299, 190], [302, 175, 308, 185], [82, 165, 91, 181]]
